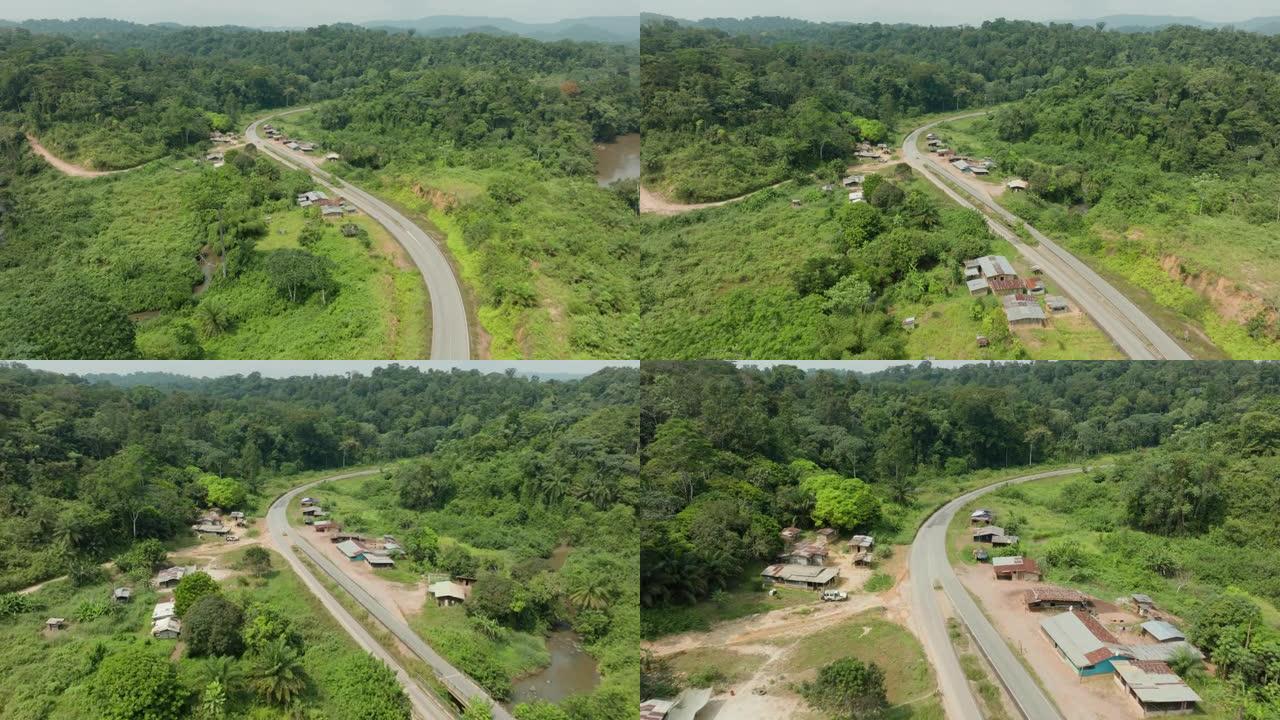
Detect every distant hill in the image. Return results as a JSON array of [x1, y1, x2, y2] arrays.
[[1065, 14, 1280, 34], [364, 15, 639, 43]]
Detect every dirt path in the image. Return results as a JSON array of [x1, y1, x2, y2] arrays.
[[639, 182, 786, 216], [25, 134, 137, 178]]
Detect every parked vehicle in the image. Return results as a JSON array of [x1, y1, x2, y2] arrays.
[[821, 590, 848, 602]]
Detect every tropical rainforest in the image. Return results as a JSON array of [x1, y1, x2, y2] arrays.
[[0, 363, 639, 720], [0, 23, 639, 359]]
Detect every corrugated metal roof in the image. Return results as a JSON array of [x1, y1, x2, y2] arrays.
[[1112, 660, 1201, 704], [336, 540, 364, 558], [1040, 610, 1121, 668], [1127, 641, 1203, 662], [1141, 620, 1184, 642]]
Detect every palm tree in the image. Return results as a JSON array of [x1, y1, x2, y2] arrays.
[[202, 655, 245, 697], [251, 637, 307, 706], [1167, 646, 1204, 680], [568, 577, 613, 612]]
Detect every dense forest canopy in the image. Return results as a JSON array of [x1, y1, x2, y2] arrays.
[[640, 16, 1280, 200], [640, 360, 1280, 611]]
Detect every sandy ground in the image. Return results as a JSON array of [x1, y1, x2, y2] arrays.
[[925, 151, 1009, 202], [647, 545, 910, 720], [293, 523, 426, 623], [953, 563, 1145, 720], [25, 134, 136, 178], [639, 182, 786, 215]]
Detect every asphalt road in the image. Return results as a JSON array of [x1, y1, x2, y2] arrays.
[[903, 115, 1192, 360], [266, 469, 454, 719], [267, 470, 514, 720], [246, 111, 472, 360], [909, 467, 1090, 720]]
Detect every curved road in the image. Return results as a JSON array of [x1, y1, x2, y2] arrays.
[[246, 110, 472, 360], [904, 115, 1191, 360], [909, 467, 1093, 720], [268, 470, 513, 720], [267, 469, 453, 719]]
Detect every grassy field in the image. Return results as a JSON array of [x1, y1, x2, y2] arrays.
[[667, 646, 769, 690], [780, 609, 942, 720], [274, 111, 638, 359], [944, 471, 1280, 719], [642, 564, 817, 639], [0, 547, 390, 719]]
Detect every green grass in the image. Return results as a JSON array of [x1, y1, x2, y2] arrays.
[[864, 573, 894, 593], [781, 609, 939, 718], [667, 647, 768, 689]]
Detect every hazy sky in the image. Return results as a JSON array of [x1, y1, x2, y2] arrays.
[[16, 360, 633, 379], [649, 0, 1280, 25], [0, 0, 625, 26]]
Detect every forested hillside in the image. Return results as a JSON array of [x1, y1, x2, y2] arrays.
[[640, 16, 1280, 200], [639, 361, 1280, 699], [0, 25, 639, 359]]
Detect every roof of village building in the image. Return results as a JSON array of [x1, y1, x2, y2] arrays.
[[640, 688, 712, 720], [988, 276, 1025, 292], [784, 542, 828, 559], [1045, 295, 1070, 311], [429, 580, 467, 601], [113, 587, 131, 599], [153, 601, 176, 621], [1111, 660, 1202, 705], [761, 564, 839, 585], [1040, 609, 1125, 668], [977, 255, 1017, 277], [966, 278, 990, 293], [365, 553, 395, 566], [336, 540, 365, 558], [152, 617, 181, 636], [154, 566, 192, 585], [1141, 620, 1184, 642], [1024, 586, 1092, 605], [1127, 640, 1204, 662], [1002, 295, 1047, 323], [973, 526, 1005, 537], [971, 509, 993, 518], [847, 534, 874, 548], [1007, 179, 1030, 190], [1132, 593, 1155, 605], [993, 556, 1040, 575]]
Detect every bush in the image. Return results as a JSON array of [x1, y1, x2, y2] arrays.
[[174, 571, 221, 617], [92, 647, 186, 720], [239, 546, 272, 575], [801, 657, 888, 718], [185, 595, 245, 657], [0, 592, 32, 619], [115, 539, 168, 574]]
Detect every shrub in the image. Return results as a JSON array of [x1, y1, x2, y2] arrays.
[[185, 595, 245, 657], [801, 657, 888, 718], [174, 571, 221, 617]]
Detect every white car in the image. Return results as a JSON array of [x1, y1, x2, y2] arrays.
[[821, 590, 848, 602]]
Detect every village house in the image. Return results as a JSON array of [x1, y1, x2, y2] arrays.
[[852, 550, 875, 566], [816, 528, 837, 542], [1132, 593, 1156, 614], [429, 580, 467, 607], [113, 587, 131, 603], [46, 617, 65, 630], [976, 335, 990, 348], [972, 526, 1019, 545], [970, 165, 990, 175], [952, 159, 972, 173], [299, 142, 316, 152], [285, 141, 301, 151], [988, 276, 1025, 296], [842, 174, 864, 187], [153, 566, 192, 589], [1111, 660, 1201, 717], [975, 255, 1018, 282], [967, 278, 991, 296], [365, 553, 395, 569], [300, 497, 318, 506], [325, 152, 341, 161], [153, 601, 176, 622], [993, 556, 1042, 581], [1040, 608, 1132, 676], [780, 526, 802, 543], [1025, 586, 1094, 611], [847, 534, 874, 550], [331, 532, 364, 544], [336, 540, 366, 561], [761, 563, 840, 590], [1126, 641, 1204, 664], [152, 617, 181, 639], [322, 205, 344, 219], [1007, 179, 1030, 192], [300, 506, 324, 516], [229, 511, 244, 520], [1002, 295, 1047, 328], [848, 189, 865, 203], [903, 316, 916, 330], [193, 522, 229, 535], [1024, 277, 1046, 295], [970, 509, 995, 525], [297, 191, 328, 208], [780, 541, 829, 566], [1141, 620, 1185, 643], [314, 520, 340, 533]]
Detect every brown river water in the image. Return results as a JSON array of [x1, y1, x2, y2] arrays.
[[595, 133, 639, 186]]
